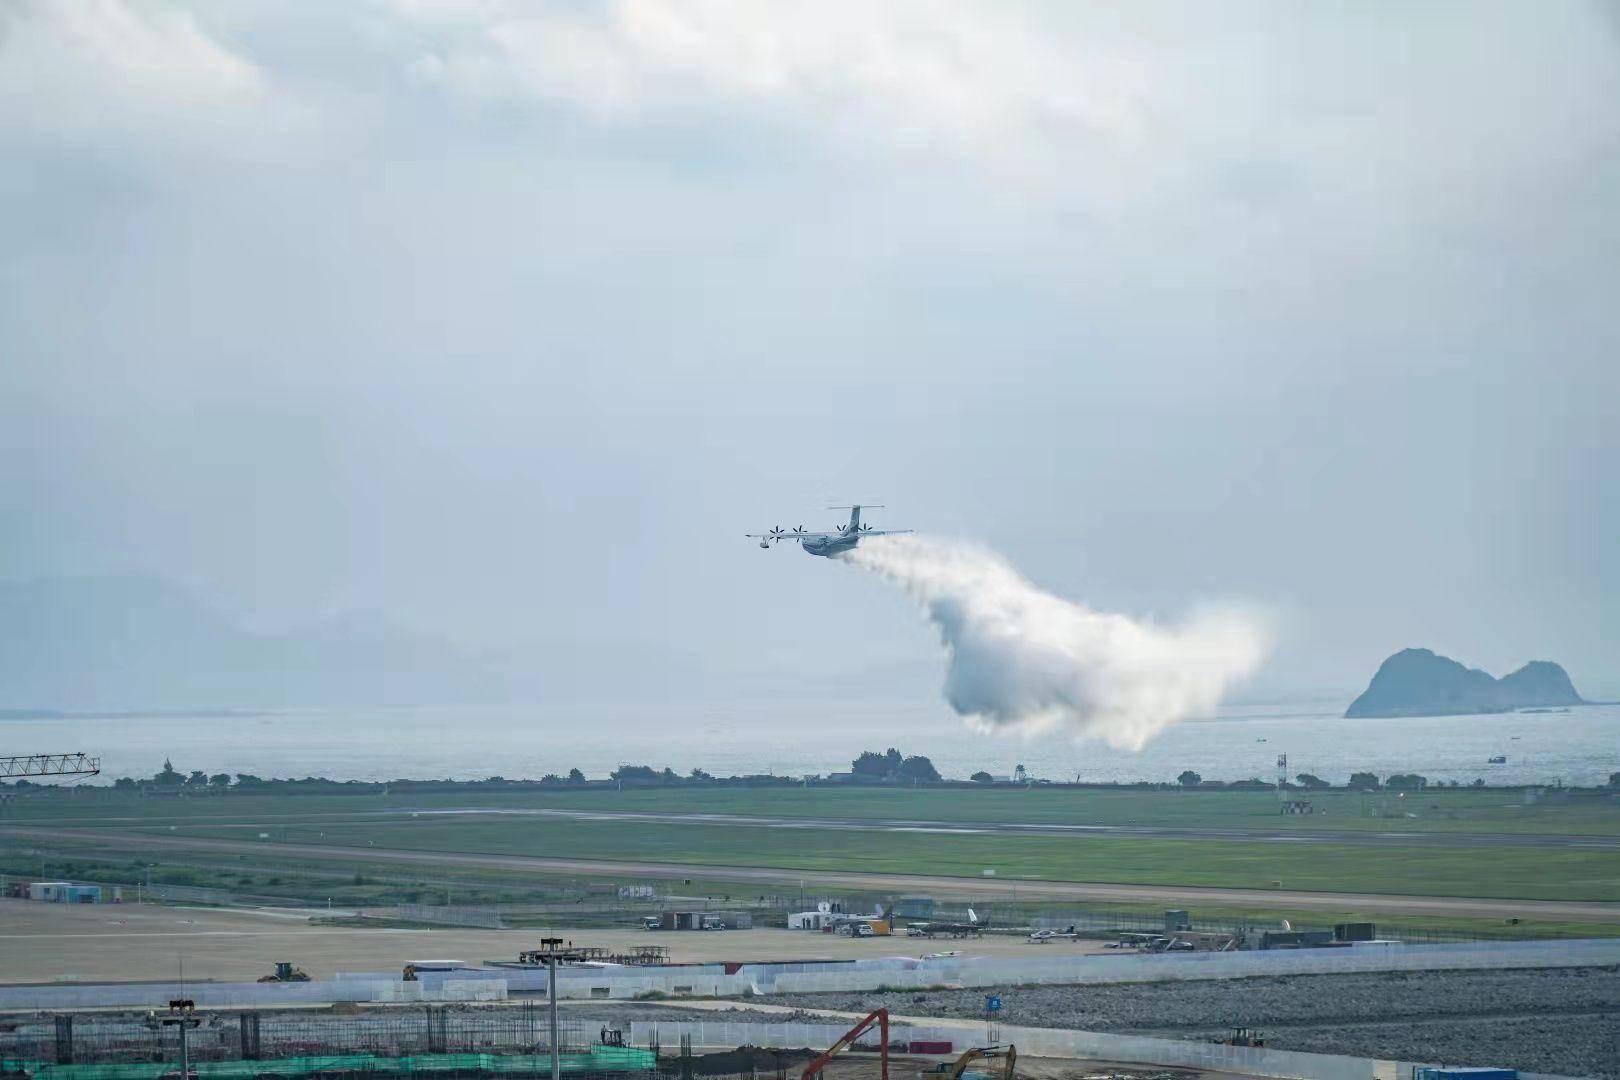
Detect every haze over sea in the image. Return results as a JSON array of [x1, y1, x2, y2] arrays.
[[7, 701, 1617, 789]]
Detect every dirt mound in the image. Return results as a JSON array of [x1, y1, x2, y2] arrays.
[[688, 1045, 819, 1075]]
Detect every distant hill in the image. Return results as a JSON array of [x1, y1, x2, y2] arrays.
[[0, 574, 518, 710], [1345, 648, 1586, 718]]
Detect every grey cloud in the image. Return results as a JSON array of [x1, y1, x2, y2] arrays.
[[1, 1, 1617, 712]]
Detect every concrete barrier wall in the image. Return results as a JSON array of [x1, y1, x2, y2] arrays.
[[757, 937, 1620, 995], [0, 978, 507, 1011], [425, 936, 1620, 1000]]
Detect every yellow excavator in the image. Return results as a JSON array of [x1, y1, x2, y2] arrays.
[[929, 1045, 1017, 1080]]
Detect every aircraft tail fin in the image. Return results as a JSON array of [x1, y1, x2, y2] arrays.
[[828, 504, 883, 533]]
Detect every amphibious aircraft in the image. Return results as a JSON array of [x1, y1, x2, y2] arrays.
[[747, 505, 911, 556]]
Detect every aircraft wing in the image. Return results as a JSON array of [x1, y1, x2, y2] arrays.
[[859, 529, 913, 536]]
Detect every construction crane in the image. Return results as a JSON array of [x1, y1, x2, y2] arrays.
[[800, 1008, 889, 1080], [0, 754, 101, 780]]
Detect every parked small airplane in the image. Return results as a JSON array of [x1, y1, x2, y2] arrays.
[[904, 908, 986, 938], [747, 505, 911, 556], [1026, 926, 1079, 943]]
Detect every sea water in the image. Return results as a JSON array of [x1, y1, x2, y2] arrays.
[[4, 700, 1616, 787]]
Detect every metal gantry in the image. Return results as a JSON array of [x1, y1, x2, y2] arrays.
[[0, 753, 101, 780]]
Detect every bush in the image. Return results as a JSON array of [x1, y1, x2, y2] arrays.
[[970, 771, 993, 783], [899, 755, 941, 782]]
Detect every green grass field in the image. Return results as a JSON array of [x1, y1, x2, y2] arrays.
[[12, 782, 1620, 835], [142, 812, 1620, 901], [9, 784, 1617, 904]]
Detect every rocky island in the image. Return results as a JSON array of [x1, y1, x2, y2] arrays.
[[1345, 648, 1586, 718]]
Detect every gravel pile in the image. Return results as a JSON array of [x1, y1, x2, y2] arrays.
[[763, 966, 1620, 1079]]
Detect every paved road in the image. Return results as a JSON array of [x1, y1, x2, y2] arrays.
[[8, 825, 1618, 922]]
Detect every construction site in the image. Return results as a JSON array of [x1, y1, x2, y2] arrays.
[[2, 888, 1616, 1080], [0, 1000, 1223, 1080]]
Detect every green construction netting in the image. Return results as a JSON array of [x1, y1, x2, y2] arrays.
[[4, 1047, 657, 1080]]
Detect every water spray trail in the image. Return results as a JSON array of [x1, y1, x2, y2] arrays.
[[840, 536, 1270, 749]]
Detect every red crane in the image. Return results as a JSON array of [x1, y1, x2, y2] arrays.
[[801, 1008, 889, 1080]]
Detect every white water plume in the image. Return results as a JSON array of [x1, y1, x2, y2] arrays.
[[840, 536, 1270, 749]]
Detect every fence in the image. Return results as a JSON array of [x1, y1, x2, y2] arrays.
[[0, 1010, 588, 1065], [1, 1011, 1592, 1080], [5, 1049, 661, 1080], [393, 906, 505, 929], [0, 980, 510, 1013]]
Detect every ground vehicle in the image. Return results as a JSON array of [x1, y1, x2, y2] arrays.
[[403, 960, 467, 982], [641, 917, 660, 930], [926, 1045, 1017, 1080], [854, 923, 874, 937], [258, 961, 310, 983], [1213, 1028, 1265, 1047]]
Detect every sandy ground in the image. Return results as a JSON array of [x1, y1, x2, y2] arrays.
[[11, 826, 1618, 922], [0, 899, 1109, 984]]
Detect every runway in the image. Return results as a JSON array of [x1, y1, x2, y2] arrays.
[[13, 803, 1616, 849], [380, 805, 1620, 849], [8, 825, 1618, 923]]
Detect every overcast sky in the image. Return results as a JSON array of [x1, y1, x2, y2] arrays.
[[3, 1, 1617, 708]]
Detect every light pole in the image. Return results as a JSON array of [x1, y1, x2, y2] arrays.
[[541, 936, 565, 1080]]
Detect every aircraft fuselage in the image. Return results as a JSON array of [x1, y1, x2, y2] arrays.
[[803, 533, 860, 557]]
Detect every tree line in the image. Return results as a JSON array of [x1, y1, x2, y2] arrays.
[[1170, 769, 1577, 791], [19, 758, 1620, 793]]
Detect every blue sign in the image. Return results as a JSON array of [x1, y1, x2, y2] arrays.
[[984, 995, 1001, 1012]]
